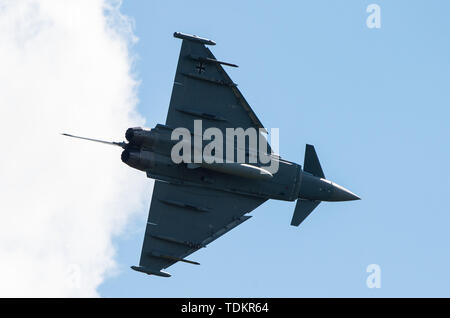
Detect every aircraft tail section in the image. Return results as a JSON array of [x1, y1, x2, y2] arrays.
[[290, 144, 323, 227]]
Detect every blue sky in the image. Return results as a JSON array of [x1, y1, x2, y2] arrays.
[[99, 1, 450, 297]]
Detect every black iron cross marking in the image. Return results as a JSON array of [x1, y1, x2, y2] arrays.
[[195, 62, 206, 74]]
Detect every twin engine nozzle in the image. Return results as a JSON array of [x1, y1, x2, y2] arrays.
[[125, 127, 155, 148], [121, 127, 155, 167], [120, 148, 152, 169]]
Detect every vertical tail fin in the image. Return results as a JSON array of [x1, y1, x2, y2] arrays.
[[303, 144, 325, 178]]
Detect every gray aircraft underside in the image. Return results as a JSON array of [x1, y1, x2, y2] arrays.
[[63, 32, 359, 278]]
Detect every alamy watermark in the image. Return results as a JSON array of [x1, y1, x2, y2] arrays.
[[170, 120, 280, 174], [366, 4, 381, 29], [66, 263, 82, 289], [366, 264, 381, 288]]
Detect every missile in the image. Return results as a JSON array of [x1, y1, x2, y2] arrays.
[[130, 265, 171, 278]]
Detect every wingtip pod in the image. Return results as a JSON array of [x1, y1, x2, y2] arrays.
[[173, 32, 216, 46], [131, 265, 171, 278]]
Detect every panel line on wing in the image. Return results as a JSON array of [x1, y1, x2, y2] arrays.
[[149, 233, 206, 249], [158, 198, 212, 213], [181, 72, 237, 87], [201, 215, 252, 246], [175, 108, 227, 122], [147, 250, 200, 265]]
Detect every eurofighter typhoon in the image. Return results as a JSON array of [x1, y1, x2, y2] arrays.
[[63, 32, 360, 277]]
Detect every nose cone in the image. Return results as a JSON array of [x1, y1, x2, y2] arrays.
[[330, 182, 360, 201], [298, 173, 360, 202]]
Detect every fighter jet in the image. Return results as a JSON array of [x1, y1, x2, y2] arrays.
[[63, 32, 360, 278]]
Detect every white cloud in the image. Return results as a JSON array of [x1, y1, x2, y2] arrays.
[[0, 0, 150, 296]]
